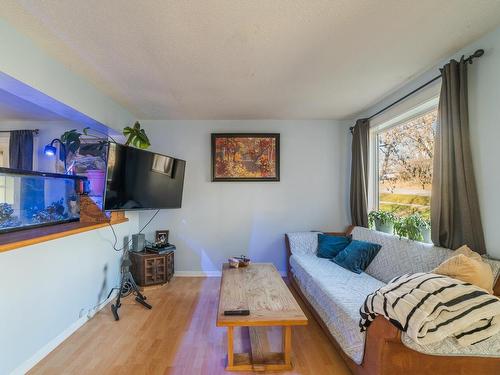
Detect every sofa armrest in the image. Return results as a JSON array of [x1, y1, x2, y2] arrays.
[[361, 316, 401, 375], [285, 226, 355, 278]]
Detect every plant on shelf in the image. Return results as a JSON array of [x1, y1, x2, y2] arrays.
[[60, 127, 110, 158], [368, 210, 397, 234], [394, 213, 431, 242], [123, 121, 151, 149]]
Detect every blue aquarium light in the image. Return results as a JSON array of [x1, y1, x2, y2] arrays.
[[44, 144, 56, 156], [44, 138, 67, 170]]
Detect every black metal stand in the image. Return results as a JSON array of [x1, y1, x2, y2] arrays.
[[108, 252, 152, 321]]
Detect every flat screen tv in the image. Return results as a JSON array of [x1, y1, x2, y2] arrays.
[[104, 143, 186, 211]]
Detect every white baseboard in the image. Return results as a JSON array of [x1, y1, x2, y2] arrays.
[[10, 291, 118, 375], [175, 270, 287, 277]]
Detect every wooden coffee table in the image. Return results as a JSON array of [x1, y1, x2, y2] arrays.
[[217, 263, 308, 371]]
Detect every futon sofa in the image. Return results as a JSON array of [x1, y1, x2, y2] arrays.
[[285, 226, 500, 375]]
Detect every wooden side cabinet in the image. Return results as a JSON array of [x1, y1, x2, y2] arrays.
[[130, 250, 174, 287]]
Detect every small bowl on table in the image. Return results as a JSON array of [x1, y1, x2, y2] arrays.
[[236, 256, 251, 267], [228, 258, 240, 268]]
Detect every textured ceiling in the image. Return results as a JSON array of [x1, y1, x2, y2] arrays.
[[2, 0, 500, 120]]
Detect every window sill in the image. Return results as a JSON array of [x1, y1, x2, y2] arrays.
[[0, 216, 128, 253]]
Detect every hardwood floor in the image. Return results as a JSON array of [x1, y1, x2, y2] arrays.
[[30, 277, 351, 375]]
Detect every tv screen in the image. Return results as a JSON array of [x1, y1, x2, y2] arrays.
[[104, 143, 186, 211]]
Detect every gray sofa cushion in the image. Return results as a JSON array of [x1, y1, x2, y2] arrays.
[[287, 231, 322, 256], [352, 226, 500, 284], [290, 253, 384, 364], [352, 227, 451, 283]]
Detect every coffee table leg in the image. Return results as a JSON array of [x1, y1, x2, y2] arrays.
[[227, 326, 234, 368], [283, 326, 292, 366]]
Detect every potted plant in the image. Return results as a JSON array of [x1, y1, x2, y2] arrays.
[[60, 128, 111, 199], [394, 213, 431, 242], [123, 121, 151, 149], [59, 124, 150, 197], [368, 210, 397, 234], [420, 218, 431, 243]]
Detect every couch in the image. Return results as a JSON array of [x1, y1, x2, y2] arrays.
[[285, 226, 500, 374]]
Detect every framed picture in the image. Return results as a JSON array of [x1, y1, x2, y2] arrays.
[[211, 133, 280, 181], [155, 230, 169, 246]]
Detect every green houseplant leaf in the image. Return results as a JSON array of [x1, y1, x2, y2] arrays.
[[123, 121, 151, 149], [368, 210, 397, 227], [60, 129, 82, 155], [394, 213, 430, 241], [368, 210, 397, 234]]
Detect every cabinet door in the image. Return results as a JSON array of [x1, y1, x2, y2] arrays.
[[144, 258, 157, 285], [167, 253, 174, 281], [154, 257, 166, 283]]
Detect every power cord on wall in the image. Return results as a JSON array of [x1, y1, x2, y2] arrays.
[[108, 209, 161, 252], [84, 209, 162, 318]]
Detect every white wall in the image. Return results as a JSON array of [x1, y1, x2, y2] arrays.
[[354, 25, 500, 259], [138, 120, 351, 275], [0, 19, 140, 375], [0, 214, 139, 375]]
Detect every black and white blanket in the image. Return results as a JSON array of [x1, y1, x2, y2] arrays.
[[359, 272, 500, 346]]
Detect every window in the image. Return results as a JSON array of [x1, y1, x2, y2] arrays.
[[0, 135, 8, 167], [369, 97, 438, 222], [0, 135, 10, 204]]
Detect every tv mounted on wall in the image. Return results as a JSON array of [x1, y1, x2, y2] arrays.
[[104, 143, 186, 211]]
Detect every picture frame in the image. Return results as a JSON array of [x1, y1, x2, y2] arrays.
[[155, 230, 169, 246], [211, 133, 280, 182]]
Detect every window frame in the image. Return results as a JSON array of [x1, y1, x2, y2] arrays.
[[368, 96, 439, 213], [0, 134, 9, 168]]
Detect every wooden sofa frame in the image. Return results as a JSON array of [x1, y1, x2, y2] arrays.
[[285, 227, 500, 375]]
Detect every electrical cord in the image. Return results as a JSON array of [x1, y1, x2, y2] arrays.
[[108, 209, 161, 252], [81, 210, 162, 320]]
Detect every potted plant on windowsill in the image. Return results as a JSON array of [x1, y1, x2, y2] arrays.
[[368, 210, 397, 234], [394, 213, 431, 243]]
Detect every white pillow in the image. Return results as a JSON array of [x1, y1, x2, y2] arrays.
[[287, 232, 322, 256]]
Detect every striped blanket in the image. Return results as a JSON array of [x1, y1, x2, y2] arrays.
[[359, 273, 500, 346]]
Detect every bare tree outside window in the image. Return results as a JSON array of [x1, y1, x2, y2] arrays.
[[377, 110, 436, 220]]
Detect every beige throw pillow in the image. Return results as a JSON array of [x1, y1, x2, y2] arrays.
[[453, 244, 482, 261], [433, 253, 494, 294]]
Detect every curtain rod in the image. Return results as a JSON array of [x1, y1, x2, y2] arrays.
[[0, 129, 39, 135], [349, 49, 485, 133]]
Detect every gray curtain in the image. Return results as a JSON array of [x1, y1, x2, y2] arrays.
[[350, 118, 370, 227], [9, 130, 34, 170], [431, 58, 486, 254]]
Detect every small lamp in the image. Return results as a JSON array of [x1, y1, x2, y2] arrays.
[[44, 138, 67, 172]]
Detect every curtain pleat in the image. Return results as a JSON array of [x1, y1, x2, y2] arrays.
[[350, 119, 370, 227], [9, 130, 34, 170]]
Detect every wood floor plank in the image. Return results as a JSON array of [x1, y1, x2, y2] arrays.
[[29, 277, 351, 375]]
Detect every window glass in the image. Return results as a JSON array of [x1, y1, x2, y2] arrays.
[[376, 109, 436, 220]]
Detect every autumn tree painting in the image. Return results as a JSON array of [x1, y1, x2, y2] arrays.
[[212, 134, 280, 181]]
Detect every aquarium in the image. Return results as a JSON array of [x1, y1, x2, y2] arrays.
[[0, 168, 87, 233]]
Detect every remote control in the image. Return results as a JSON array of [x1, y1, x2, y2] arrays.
[[224, 309, 250, 316]]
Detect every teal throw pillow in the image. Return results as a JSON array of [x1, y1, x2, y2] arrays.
[[317, 234, 351, 259], [331, 240, 381, 274]]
